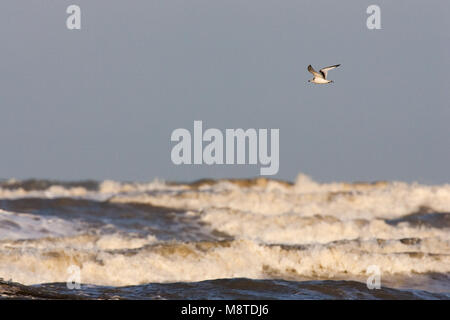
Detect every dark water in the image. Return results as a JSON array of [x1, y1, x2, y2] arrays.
[[1, 278, 448, 300]]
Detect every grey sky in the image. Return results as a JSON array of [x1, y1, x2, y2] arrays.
[[0, 0, 449, 183]]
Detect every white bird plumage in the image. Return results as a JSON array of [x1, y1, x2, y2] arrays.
[[307, 64, 341, 84]]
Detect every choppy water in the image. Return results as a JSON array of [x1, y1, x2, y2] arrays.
[[0, 174, 449, 299]]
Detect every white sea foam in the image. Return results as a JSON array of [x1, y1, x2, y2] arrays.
[[197, 208, 450, 245], [0, 209, 84, 241], [0, 237, 448, 287], [109, 174, 450, 220], [0, 179, 178, 201]]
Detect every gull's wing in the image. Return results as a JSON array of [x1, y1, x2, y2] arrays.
[[319, 64, 340, 79], [307, 65, 323, 79]]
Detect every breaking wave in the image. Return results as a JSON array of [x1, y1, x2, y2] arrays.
[[0, 174, 449, 298]]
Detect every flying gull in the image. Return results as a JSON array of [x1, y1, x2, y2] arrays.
[[307, 64, 341, 84]]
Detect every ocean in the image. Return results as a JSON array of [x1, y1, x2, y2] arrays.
[[0, 174, 449, 299]]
